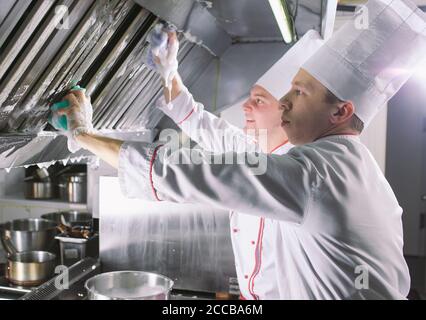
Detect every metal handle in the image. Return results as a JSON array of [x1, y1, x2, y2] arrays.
[[35, 168, 50, 181], [1, 235, 18, 257], [55, 166, 73, 177]]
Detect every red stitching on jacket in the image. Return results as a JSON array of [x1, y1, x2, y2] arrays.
[[177, 107, 195, 125], [248, 217, 265, 300], [250, 218, 265, 299], [149, 145, 164, 202], [244, 141, 285, 299]]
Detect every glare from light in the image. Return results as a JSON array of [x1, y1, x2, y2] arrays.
[[414, 58, 426, 81], [269, 0, 294, 44]]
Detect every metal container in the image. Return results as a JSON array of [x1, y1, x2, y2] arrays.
[[2, 235, 57, 287], [55, 233, 99, 267], [6, 251, 57, 287], [25, 180, 55, 200], [58, 173, 87, 203], [41, 211, 92, 228], [0, 219, 58, 254], [85, 271, 174, 300]]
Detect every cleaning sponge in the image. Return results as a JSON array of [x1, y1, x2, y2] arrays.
[[48, 85, 85, 131]]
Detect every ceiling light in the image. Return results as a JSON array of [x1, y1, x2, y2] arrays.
[[269, 0, 295, 44]]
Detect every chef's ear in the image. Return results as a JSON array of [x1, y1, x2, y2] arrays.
[[330, 101, 355, 124]]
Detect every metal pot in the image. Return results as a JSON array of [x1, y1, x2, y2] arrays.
[[0, 218, 58, 254], [58, 173, 87, 203], [41, 211, 92, 228], [2, 236, 56, 287], [85, 271, 174, 300], [25, 179, 55, 199], [6, 251, 57, 287]]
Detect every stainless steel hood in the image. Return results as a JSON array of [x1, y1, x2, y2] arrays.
[[0, 0, 336, 169]]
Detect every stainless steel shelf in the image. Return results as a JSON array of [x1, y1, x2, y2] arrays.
[[0, 196, 87, 210]]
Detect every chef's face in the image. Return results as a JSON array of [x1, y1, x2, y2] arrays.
[[242, 85, 286, 136], [279, 68, 335, 145]]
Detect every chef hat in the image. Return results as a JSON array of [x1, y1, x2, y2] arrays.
[[302, 0, 426, 126], [255, 29, 325, 100]]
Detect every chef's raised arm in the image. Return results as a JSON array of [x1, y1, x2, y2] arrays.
[[157, 74, 259, 154], [118, 140, 318, 224]]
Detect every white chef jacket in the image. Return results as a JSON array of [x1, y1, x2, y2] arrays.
[[118, 88, 410, 300]]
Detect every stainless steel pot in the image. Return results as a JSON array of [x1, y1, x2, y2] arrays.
[[2, 236, 56, 287], [6, 251, 57, 287], [41, 211, 92, 227], [58, 173, 87, 203], [25, 180, 55, 199], [85, 271, 174, 300], [0, 218, 58, 254]]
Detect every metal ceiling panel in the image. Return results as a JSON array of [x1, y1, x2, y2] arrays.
[[0, 0, 215, 168], [207, 0, 283, 39], [133, 0, 232, 56], [0, 0, 335, 169], [0, 0, 33, 48]]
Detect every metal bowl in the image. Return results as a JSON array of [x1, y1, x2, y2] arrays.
[[41, 211, 92, 227], [85, 271, 174, 300], [0, 218, 59, 254]]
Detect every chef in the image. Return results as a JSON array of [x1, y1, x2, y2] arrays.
[[153, 30, 324, 300], [156, 29, 323, 156], [53, 0, 426, 299]]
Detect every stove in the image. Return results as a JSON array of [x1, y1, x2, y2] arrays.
[[0, 264, 32, 300], [0, 260, 224, 300], [0, 258, 101, 300]]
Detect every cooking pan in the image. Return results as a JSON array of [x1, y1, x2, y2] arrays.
[[2, 235, 56, 287], [0, 219, 58, 253], [85, 271, 174, 300], [58, 172, 87, 203], [24, 170, 55, 200], [25, 179, 56, 200], [0, 218, 58, 255]]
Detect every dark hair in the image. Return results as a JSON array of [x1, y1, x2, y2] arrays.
[[323, 89, 364, 133]]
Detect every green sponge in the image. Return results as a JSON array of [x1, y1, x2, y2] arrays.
[[48, 85, 85, 131]]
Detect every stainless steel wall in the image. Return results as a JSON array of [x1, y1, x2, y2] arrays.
[[98, 176, 237, 294]]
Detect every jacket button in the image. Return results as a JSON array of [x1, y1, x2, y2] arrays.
[[233, 228, 239, 233], [244, 275, 248, 279], [251, 241, 255, 245]]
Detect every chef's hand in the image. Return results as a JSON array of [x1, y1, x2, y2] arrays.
[[152, 31, 183, 104], [58, 90, 93, 132], [151, 30, 179, 89], [154, 31, 179, 88], [52, 89, 95, 152], [50, 88, 123, 168]]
